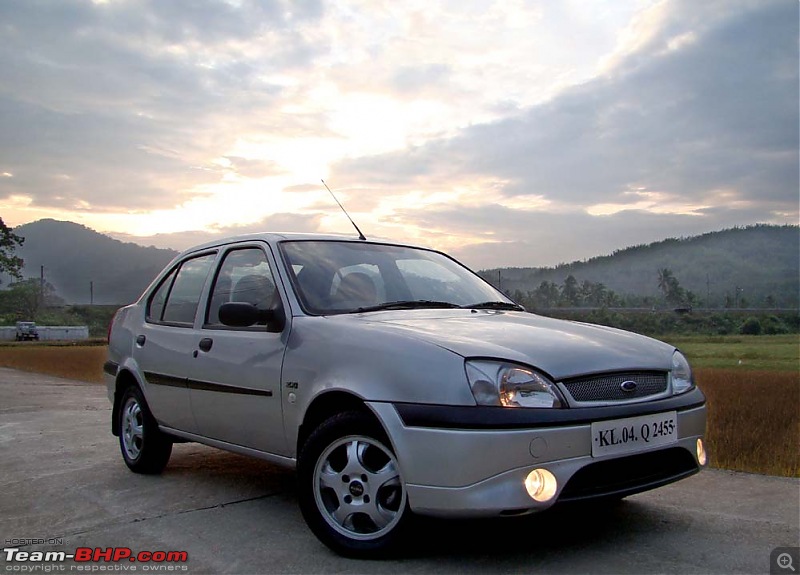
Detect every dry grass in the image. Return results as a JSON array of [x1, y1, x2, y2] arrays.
[[696, 367, 799, 477], [0, 344, 107, 383], [0, 345, 797, 477]]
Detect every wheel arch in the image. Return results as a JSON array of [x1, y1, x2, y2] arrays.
[[111, 369, 141, 436], [297, 390, 385, 455]]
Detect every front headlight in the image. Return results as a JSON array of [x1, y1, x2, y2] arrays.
[[465, 360, 564, 408], [671, 350, 694, 395]]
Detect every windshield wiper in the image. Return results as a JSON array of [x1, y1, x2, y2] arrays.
[[461, 301, 525, 311], [354, 300, 462, 313]]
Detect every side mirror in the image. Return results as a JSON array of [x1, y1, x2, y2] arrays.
[[219, 302, 276, 328]]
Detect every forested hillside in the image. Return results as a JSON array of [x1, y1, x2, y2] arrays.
[[479, 225, 799, 308], [2, 219, 177, 304]]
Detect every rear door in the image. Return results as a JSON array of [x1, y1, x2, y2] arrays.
[[187, 244, 289, 455], [134, 252, 217, 433]]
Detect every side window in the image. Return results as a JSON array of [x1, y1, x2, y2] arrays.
[[147, 268, 178, 322], [159, 253, 216, 325], [206, 248, 277, 327]]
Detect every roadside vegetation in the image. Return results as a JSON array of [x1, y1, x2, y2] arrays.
[[0, 334, 796, 477], [541, 308, 799, 338]]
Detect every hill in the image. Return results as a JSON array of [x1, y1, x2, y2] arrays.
[[3, 219, 178, 304], [2, 220, 798, 308], [479, 225, 799, 308]]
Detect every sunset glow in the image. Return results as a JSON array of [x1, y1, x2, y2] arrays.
[[0, 0, 796, 268]]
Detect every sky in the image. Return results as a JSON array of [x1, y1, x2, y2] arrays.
[[0, 0, 797, 270]]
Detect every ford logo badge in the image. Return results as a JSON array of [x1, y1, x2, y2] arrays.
[[621, 380, 638, 393]]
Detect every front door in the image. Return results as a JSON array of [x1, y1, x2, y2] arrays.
[[188, 244, 289, 456]]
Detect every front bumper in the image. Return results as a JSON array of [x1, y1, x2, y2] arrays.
[[367, 390, 707, 518]]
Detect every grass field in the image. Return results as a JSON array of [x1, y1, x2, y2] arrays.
[[0, 336, 797, 477], [666, 334, 799, 371]]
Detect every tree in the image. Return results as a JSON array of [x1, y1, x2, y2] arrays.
[[0, 217, 24, 283], [589, 282, 608, 307], [533, 281, 560, 308], [603, 290, 620, 308], [657, 268, 686, 306], [560, 275, 580, 306], [657, 268, 674, 298], [0, 279, 63, 319]]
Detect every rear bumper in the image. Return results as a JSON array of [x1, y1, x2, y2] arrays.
[[367, 400, 707, 518]]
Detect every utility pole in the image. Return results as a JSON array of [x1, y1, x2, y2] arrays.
[[90, 281, 94, 305], [40, 265, 44, 310], [498, 270, 502, 292]]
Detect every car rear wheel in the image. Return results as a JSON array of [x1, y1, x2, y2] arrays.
[[117, 386, 172, 474], [298, 411, 410, 557]]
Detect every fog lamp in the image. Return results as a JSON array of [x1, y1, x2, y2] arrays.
[[524, 468, 558, 502], [696, 438, 707, 466]]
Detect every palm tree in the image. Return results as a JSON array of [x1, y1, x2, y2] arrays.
[[657, 268, 674, 299]]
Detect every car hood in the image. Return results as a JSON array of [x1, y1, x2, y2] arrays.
[[333, 309, 675, 380]]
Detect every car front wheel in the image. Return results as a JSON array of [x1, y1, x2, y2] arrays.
[[117, 386, 172, 474], [298, 411, 410, 557]]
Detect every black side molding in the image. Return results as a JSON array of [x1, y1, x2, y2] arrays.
[[144, 371, 272, 397], [393, 387, 706, 430], [143, 371, 187, 389], [103, 361, 119, 377], [187, 379, 272, 397]]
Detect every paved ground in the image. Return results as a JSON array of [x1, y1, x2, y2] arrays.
[[0, 367, 797, 574]]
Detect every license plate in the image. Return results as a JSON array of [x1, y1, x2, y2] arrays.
[[591, 411, 678, 457]]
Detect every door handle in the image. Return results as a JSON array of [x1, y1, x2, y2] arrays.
[[136, 335, 146, 346], [198, 338, 213, 352]]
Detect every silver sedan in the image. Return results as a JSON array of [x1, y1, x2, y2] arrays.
[[105, 234, 707, 557]]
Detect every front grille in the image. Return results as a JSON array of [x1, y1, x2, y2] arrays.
[[559, 447, 699, 502], [562, 371, 667, 402]]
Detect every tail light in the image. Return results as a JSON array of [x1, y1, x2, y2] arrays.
[[108, 308, 122, 344]]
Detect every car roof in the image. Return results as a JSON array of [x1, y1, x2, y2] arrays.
[[179, 232, 428, 255]]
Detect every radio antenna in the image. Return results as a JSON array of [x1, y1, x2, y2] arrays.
[[321, 179, 366, 241]]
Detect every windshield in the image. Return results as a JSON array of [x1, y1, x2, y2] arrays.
[[280, 240, 513, 315]]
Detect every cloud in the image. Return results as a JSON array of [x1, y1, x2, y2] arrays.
[[331, 0, 798, 215], [1, 0, 796, 270], [110, 211, 325, 251], [390, 64, 452, 94], [222, 156, 286, 179], [0, 0, 327, 211]]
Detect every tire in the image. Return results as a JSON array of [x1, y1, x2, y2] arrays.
[[298, 411, 410, 558], [117, 385, 172, 474]]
